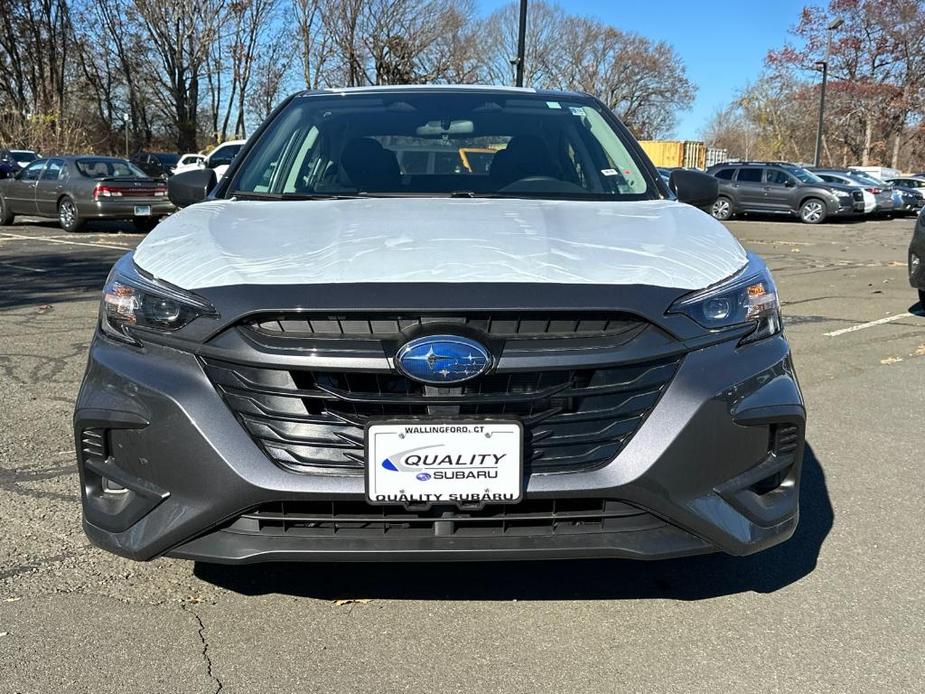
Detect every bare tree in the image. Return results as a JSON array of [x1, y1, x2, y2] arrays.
[[0, 0, 73, 143], [131, 0, 228, 151]]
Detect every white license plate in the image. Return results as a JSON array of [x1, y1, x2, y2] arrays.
[[366, 420, 523, 506], [134, 205, 151, 216]]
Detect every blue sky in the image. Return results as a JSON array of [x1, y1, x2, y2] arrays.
[[478, 0, 810, 138]]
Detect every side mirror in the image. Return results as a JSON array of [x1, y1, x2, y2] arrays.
[[784, 179, 795, 187], [669, 169, 719, 208], [167, 168, 216, 208]]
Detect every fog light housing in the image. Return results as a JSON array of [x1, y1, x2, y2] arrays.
[[101, 477, 128, 495]]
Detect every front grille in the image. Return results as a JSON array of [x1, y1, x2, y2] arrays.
[[247, 311, 645, 342], [225, 498, 666, 538], [203, 352, 681, 475]]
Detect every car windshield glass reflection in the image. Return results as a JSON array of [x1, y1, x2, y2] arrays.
[[229, 92, 654, 201]]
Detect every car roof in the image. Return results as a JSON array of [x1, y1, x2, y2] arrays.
[[296, 83, 590, 101], [60, 155, 128, 161]]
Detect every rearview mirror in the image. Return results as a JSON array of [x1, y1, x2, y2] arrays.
[[668, 169, 719, 208], [168, 168, 216, 208]]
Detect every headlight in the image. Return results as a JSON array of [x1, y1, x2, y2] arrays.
[[100, 256, 216, 344], [668, 260, 782, 344], [836, 191, 851, 200]]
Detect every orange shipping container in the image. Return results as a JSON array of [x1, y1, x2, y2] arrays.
[[638, 140, 706, 169]]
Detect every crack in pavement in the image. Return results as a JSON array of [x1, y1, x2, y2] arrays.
[[182, 603, 223, 694]]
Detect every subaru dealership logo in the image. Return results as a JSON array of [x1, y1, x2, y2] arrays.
[[396, 335, 491, 384]]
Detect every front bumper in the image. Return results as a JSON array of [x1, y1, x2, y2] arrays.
[[75, 328, 805, 563], [80, 199, 176, 220], [829, 197, 861, 216]]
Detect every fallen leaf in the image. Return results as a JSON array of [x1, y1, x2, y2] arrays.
[[37, 304, 53, 313], [880, 357, 903, 365], [790, 248, 801, 253], [914, 345, 925, 356], [0, 632, 8, 637], [334, 598, 371, 606]]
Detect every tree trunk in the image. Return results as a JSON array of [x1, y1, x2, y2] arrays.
[[862, 115, 873, 166]]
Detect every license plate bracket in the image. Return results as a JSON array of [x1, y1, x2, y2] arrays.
[[365, 420, 523, 508]]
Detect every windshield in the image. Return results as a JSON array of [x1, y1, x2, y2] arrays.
[[75, 158, 147, 178], [11, 151, 37, 166], [849, 171, 886, 186], [229, 91, 654, 200], [783, 165, 823, 184], [154, 153, 180, 166]]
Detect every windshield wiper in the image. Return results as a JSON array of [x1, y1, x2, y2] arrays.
[[231, 190, 363, 201]]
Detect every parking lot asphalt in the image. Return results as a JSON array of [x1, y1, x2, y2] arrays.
[[1, 214, 924, 693]]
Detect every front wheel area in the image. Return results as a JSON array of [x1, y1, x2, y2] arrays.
[[58, 197, 85, 232], [711, 196, 734, 221], [799, 198, 827, 224]]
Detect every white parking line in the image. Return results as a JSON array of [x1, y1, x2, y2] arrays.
[[0, 231, 130, 251], [824, 312, 915, 337], [0, 261, 47, 273]]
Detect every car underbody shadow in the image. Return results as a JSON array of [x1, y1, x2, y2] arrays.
[[193, 443, 833, 601]]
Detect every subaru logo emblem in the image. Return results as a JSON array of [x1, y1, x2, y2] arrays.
[[396, 335, 492, 385]]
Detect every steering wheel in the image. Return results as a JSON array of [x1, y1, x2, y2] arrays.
[[498, 176, 586, 194]]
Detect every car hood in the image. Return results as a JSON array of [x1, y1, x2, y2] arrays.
[[814, 182, 857, 194], [133, 197, 748, 291]]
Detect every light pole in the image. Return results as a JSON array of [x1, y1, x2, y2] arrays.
[[813, 17, 843, 166], [514, 0, 527, 87], [123, 113, 130, 158]]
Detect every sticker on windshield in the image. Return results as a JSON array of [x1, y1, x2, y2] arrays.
[[546, 101, 561, 109], [601, 168, 619, 176], [569, 106, 585, 116]]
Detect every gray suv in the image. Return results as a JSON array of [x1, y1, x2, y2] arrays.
[[707, 161, 865, 224]]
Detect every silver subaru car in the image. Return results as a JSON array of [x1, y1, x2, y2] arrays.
[[74, 86, 805, 563]]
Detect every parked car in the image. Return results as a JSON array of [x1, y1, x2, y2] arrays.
[[130, 151, 181, 179], [840, 169, 897, 215], [707, 161, 865, 223], [203, 139, 246, 180], [0, 149, 39, 178], [74, 85, 805, 565], [0, 156, 174, 232], [892, 186, 922, 215], [173, 153, 206, 175], [850, 165, 901, 181], [885, 176, 925, 204], [809, 169, 878, 214]]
